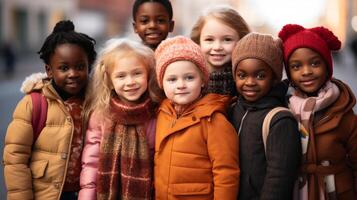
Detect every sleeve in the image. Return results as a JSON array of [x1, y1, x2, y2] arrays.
[[261, 113, 302, 200], [3, 95, 35, 200], [346, 110, 357, 192], [206, 113, 240, 200], [78, 112, 103, 200]]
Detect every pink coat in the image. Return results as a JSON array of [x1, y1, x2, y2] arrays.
[[78, 112, 156, 200]]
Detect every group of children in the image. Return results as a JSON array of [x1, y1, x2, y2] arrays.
[[3, 0, 357, 200]]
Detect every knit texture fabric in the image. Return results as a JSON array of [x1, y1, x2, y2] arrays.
[[232, 32, 284, 81], [278, 24, 341, 79], [155, 36, 209, 88], [96, 96, 155, 200], [62, 96, 84, 192], [207, 63, 237, 96]]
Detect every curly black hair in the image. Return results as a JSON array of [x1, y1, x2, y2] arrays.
[[38, 20, 97, 71], [132, 0, 173, 20]]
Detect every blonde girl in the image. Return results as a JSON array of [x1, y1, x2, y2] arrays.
[[79, 38, 159, 200], [191, 5, 250, 96]]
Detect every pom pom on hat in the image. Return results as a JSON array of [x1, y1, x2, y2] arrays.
[[155, 36, 208, 88], [278, 24, 341, 79]]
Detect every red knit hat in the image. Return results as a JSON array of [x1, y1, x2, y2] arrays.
[[278, 24, 341, 79], [155, 36, 208, 88]]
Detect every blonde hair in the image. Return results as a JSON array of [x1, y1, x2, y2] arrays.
[[84, 38, 162, 118], [190, 5, 250, 44]]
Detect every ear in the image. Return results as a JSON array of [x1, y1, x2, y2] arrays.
[[169, 20, 175, 33], [45, 64, 53, 79], [133, 22, 138, 33]]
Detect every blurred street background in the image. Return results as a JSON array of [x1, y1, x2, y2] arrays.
[[1, 0, 357, 198]]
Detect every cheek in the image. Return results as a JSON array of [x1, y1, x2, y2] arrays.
[[199, 42, 211, 53], [225, 43, 237, 55]]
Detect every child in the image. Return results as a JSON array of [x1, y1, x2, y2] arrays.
[[79, 38, 159, 200], [3, 20, 96, 200], [229, 33, 301, 199], [278, 24, 357, 200], [154, 36, 239, 199], [132, 0, 175, 50], [191, 5, 250, 96]]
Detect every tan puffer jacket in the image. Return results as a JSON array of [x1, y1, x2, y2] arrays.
[[3, 73, 77, 200]]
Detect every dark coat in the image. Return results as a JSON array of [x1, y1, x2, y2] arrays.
[[229, 82, 301, 200]]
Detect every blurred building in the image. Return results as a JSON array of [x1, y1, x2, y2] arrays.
[[1, 0, 78, 53]]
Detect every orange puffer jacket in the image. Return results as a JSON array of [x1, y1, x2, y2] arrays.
[[155, 93, 239, 200]]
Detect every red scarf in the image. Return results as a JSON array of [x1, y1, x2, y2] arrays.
[[97, 96, 155, 200]]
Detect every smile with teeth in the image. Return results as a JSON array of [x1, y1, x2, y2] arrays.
[[146, 33, 161, 38], [243, 90, 257, 96]]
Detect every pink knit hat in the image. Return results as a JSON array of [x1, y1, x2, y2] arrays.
[[278, 24, 341, 79], [155, 36, 208, 88]]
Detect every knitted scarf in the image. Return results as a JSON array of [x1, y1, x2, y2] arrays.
[[97, 96, 155, 200], [289, 81, 340, 200], [207, 63, 237, 96]]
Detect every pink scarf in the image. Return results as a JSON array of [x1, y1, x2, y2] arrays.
[[289, 81, 340, 200]]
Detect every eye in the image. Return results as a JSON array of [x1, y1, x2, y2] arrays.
[[116, 73, 125, 79], [311, 59, 322, 67], [256, 72, 266, 80], [203, 38, 214, 42], [139, 18, 149, 24], [184, 75, 195, 81], [59, 65, 69, 71], [223, 37, 234, 42], [166, 77, 176, 83], [134, 71, 143, 76], [157, 18, 167, 24], [76, 64, 87, 70], [289, 63, 300, 70], [236, 72, 246, 80]]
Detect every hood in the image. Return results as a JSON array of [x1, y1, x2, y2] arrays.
[[20, 72, 48, 94], [159, 93, 231, 119]]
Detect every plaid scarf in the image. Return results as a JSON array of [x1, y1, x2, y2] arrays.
[[97, 96, 155, 200], [289, 81, 340, 200]]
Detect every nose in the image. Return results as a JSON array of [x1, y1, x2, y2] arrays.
[[245, 76, 256, 86], [68, 68, 79, 78], [148, 20, 157, 28], [302, 65, 313, 76], [126, 76, 136, 86], [212, 40, 223, 50], [177, 79, 186, 89]]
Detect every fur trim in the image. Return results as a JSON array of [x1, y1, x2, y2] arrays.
[[20, 72, 48, 94]]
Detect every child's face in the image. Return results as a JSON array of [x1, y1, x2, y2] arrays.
[[163, 61, 203, 105], [199, 17, 239, 71], [235, 58, 275, 102], [133, 2, 174, 49], [46, 44, 89, 95], [109, 55, 148, 104], [288, 48, 328, 95]]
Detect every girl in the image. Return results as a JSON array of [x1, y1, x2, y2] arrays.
[[79, 38, 159, 200], [230, 33, 301, 199], [279, 24, 357, 200], [3, 20, 96, 200], [132, 0, 175, 50], [191, 5, 250, 96], [154, 36, 239, 200]]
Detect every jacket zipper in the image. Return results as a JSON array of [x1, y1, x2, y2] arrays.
[[238, 110, 249, 136]]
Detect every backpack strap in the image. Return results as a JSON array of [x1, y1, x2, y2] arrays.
[[262, 107, 291, 153], [30, 92, 48, 145]]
